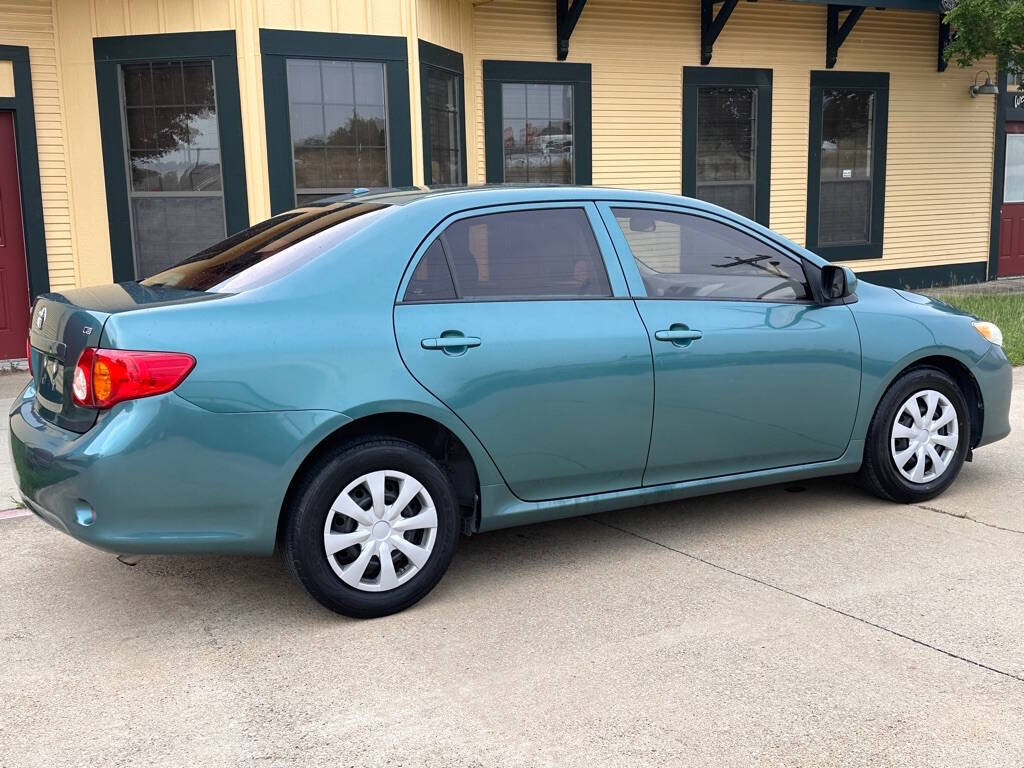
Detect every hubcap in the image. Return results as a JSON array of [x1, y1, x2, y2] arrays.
[[890, 389, 959, 484], [322, 470, 438, 592]]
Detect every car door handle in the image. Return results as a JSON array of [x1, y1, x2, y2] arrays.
[[654, 328, 703, 343], [421, 335, 481, 351]]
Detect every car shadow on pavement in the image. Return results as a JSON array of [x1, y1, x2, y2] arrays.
[[48, 476, 869, 624]]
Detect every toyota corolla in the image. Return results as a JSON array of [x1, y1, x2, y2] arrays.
[[10, 186, 1012, 617]]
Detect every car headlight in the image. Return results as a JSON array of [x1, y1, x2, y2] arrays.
[[972, 321, 1004, 347]]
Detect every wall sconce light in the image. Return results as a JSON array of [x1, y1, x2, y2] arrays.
[[969, 70, 1000, 98]]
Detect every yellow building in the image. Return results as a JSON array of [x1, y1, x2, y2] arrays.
[[0, 0, 1020, 359]]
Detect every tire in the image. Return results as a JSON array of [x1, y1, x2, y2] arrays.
[[282, 437, 459, 618], [858, 366, 971, 503]]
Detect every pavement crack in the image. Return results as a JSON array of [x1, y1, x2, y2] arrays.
[[914, 505, 1024, 535], [587, 516, 1024, 686]]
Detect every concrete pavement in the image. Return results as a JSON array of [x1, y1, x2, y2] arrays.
[[0, 370, 1021, 766]]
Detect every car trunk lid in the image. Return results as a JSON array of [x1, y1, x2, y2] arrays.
[[27, 283, 218, 433]]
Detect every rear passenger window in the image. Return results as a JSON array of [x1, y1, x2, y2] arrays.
[[404, 240, 456, 302], [611, 208, 810, 301], [437, 208, 611, 299]]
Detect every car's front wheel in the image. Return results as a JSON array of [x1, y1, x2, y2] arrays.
[[283, 438, 459, 618], [859, 367, 970, 503]]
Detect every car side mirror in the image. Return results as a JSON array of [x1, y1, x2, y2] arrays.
[[821, 265, 857, 301]]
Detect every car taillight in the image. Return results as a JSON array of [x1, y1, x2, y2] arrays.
[[26, 338, 33, 376], [72, 348, 195, 409]]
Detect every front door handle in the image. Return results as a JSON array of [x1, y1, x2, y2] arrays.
[[421, 333, 481, 354], [654, 325, 703, 347]]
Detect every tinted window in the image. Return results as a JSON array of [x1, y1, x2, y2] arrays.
[[141, 202, 390, 292], [612, 208, 809, 301], [404, 240, 456, 302], [439, 208, 610, 299]]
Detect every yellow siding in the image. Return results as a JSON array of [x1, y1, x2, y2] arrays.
[[470, 0, 996, 275], [0, 60, 14, 96], [54, 0, 419, 286], [0, 0, 78, 290]]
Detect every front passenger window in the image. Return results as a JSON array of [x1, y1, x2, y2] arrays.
[[612, 208, 810, 301]]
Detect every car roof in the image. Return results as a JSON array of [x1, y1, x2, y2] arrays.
[[318, 184, 704, 209]]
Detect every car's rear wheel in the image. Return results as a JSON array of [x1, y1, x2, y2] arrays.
[[858, 367, 970, 503], [283, 438, 459, 618]]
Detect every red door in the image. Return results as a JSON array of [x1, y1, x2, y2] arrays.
[[0, 111, 32, 359], [999, 123, 1024, 277]]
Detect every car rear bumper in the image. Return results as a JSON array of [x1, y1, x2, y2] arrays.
[[8, 385, 346, 555], [974, 345, 1013, 448]]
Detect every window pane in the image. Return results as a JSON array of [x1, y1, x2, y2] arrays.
[[695, 86, 756, 220], [141, 203, 392, 292], [425, 66, 463, 185], [500, 83, 573, 183], [440, 208, 610, 299], [131, 195, 226, 278], [819, 89, 874, 246], [611, 208, 810, 301], [287, 58, 389, 201], [1004, 134, 1024, 203], [120, 60, 226, 278], [404, 240, 457, 302]]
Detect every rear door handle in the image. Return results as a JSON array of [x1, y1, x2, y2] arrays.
[[421, 334, 481, 352], [654, 325, 703, 347], [654, 329, 703, 342]]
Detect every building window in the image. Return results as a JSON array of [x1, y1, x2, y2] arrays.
[[807, 71, 889, 261], [501, 83, 574, 183], [260, 30, 413, 215], [286, 59, 389, 205], [683, 68, 772, 226], [94, 32, 249, 282], [419, 41, 466, 186], [120, 60, 226, 277], [483, 60, 592, 185]]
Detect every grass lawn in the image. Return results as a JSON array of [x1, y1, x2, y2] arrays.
[[930, 292, 1024, 366]]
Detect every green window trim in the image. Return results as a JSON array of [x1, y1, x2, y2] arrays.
[[806, 70, 889, 261], [0, 44, 48, 299], [482, 60, 592, 184], [259, 28, 413, 215], [683, 66, 773, 227], [94, 31, 249, 282], [418, 39, 467, 186]]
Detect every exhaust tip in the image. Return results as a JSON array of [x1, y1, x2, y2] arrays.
[[116, 554, 143, 567]]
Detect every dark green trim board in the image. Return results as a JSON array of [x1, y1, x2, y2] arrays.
[[806, 70, 889, 261], [859, 262, 987, 290], [787, 0, 940, 9], [990, 69, 1008, 279], [0, 45, 49, 298], [259, 29, 413, 214], [94, 31, 249, 282], [482, 60, 592, 184], [418, 40, 466, 186], [683, 67, 772, 226]]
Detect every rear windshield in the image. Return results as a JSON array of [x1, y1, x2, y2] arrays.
[[140, 202, 391, 292]]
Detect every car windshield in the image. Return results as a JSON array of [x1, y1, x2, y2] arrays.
[[140, 202, 391, 292]]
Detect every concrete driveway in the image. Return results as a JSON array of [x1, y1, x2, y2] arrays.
[[1, 371, 1022, 767]]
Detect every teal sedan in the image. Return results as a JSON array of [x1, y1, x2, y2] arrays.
[[10, 187, 1012, 617]]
